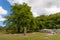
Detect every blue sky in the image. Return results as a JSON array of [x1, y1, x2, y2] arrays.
[[0, 0, 60, 26], [0, 0, 11, 15], [0, 0, 10, 26]]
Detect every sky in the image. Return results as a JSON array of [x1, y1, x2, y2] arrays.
[[0, 0, 10, 26], [0, 0, 60, 26]]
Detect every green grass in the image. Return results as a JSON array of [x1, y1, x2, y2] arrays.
[[0, 32, 60, 40]]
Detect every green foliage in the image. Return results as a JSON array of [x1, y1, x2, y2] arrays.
[[35, 15, 48, 29], [4, 3, 34, 34], [5, 24, 17, 34], [3, 2, 60, 34], [0, 26, 3, 31], [35, 12, 60, 29]]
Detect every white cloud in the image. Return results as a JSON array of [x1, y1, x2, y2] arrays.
[[7, 0, 28, 5], [0, 6, 7, 21], [0, 6, 7, 15], [0, 16, 6, 22], [7, 0, 60, 17], [45, 6, 60, 15]]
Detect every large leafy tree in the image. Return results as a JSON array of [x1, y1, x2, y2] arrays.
[[4, 3, 33, 35]]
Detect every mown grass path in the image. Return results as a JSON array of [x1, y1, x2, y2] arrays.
[[0, 32, 60, 40]]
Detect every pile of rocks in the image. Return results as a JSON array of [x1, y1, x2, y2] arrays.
[[54, 29, 60, 33], [40, 29, 60, 34]]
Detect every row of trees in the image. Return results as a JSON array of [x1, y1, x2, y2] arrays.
[[36, 13, 60, 29], [3, 3, 60, 35]]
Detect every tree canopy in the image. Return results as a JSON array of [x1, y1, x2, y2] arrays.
[[4, 3, 60, 35]]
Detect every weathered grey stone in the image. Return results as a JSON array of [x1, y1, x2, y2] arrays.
[[55, 29, 60, 33], [40, 29, 60, 34], [40, 29, 54, 33]]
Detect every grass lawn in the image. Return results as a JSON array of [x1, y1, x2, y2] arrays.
[[0, 32, 60, 40]]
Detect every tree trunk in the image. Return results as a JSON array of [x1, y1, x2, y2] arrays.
[[17, 27, 20, 33], [24, 26, 27, 36]]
